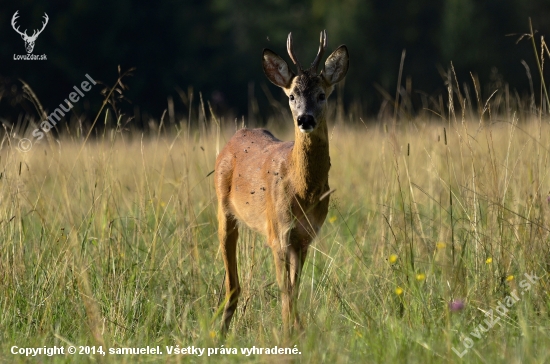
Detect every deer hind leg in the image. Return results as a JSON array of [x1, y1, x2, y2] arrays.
[[271, 239, 308, 336], [219, 209, 240, 335]]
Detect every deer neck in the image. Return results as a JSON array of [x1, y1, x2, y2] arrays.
[[290, 120, 330, 201]]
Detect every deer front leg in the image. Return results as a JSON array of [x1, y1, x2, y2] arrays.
[[288, 242, 308, 331], [271, 239, 308, 336], [271, 245, 291, 335], [219, 209, 240, 335]]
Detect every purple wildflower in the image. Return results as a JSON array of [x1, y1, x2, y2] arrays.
[[449, 299, 465, 312]]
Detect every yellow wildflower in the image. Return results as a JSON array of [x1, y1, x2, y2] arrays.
[[486, 257, 493, 264], [389, 254, 398, 264], [416, 273, 426, 281], [395, 287, 403, 295], [436, 242, 446, 249], [506, 275, 514, 282]]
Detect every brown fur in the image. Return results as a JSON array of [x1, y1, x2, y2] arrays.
[[216, 32, 348, 335]]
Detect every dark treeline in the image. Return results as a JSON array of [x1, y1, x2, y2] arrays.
[[1, 0, 549, 126]]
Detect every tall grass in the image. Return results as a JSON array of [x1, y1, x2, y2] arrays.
[[1, 103, 549, 362]]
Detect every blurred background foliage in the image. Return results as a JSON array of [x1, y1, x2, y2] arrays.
[[0, 0, 549, 126]]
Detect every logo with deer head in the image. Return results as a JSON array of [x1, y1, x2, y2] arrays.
[[11, 11, 49, 54]]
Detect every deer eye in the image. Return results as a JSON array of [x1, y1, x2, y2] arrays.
[[289, 95, 295, 101], [319, 93, 326, 101]]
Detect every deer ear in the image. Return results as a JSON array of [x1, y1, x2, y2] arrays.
[[262, 49, 295, 88], [322, 45, 349, 86]]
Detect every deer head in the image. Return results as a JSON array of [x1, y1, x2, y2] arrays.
[[262, 30, 349, 133], [12, 11, 49, 54]]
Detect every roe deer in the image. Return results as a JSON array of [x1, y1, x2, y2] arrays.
[[215, 30, 349, 335]]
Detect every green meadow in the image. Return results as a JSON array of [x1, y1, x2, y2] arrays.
[[1, 90, 550, 363]]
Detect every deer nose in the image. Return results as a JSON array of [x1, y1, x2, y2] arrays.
[[296, 114, 316, 133]]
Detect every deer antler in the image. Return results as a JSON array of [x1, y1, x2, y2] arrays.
[[287, 32, 303, 75], [31, 13, 49, 39], [11, 11, 48, 40], [311, 30, 327, 73], [11, 11, 28, 37]]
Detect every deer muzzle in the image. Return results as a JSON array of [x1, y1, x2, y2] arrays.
[[297, 114, 316, 133]]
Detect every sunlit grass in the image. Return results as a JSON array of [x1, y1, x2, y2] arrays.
[[1, 113, 550, 363]]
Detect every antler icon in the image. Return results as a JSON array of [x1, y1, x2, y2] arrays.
[[12, 11, 49, 54]]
